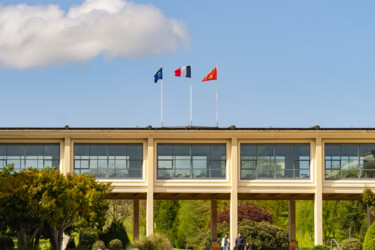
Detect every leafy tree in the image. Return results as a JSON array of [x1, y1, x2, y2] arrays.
[[0, 165, 112, 250], [154, 200, 179, 244], [217, 202, 273, 224], [296, 200, 314, 241], [0, 165, 45, 248], [33, 170, 112, 249]]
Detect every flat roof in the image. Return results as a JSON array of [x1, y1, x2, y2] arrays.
[[0, 126, 375, 131]]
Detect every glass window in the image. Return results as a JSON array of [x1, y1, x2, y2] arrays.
[[325, 143, 375, 179], [157, 144, 226, 179], [241, 144, 310, 180], [0, 143, 60, 171], [74, 143, 143, 179]]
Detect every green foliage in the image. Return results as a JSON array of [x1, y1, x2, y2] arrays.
[[340, 238, 362, 250], [100, 220, 129, 248], [0, 234, 14, 250], [154, 200, 179, 244], [92, 240, 106, 250], [311, 245, 330, 250], [131, 233, 173, 250], [364, 222, 375, 250], [175, 200, 209, 249], [108, 239, 123, 250], [66, 237, 76, 249], [237, 219, 288, 250], [77, 228, 99, 250], [296, 200, 314, 241]]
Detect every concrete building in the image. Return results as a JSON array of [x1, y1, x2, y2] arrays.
[[1, 127, 375, 246]]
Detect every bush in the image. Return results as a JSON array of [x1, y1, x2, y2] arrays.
[[92, 240, 106, 250], [340, 238, 362, 250], [131, 233, 173, 250], [77, 228, 99, 250], [109, 239, 123, 250], [0, 235, 14, 250], [100, 220, 129, 248], [217, 202, 273, 224], [364, 222, 375, 250], [238, 220, 288, 250], [311, 245, 330, 250]]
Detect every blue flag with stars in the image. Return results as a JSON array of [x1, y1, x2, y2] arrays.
[[154, 67, 163, 83]]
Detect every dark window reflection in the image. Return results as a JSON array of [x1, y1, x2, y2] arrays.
[[240, 144, 310, 180], [325, 144, 375, 179], [0, 144, 60, 171], [157, 144, 226, 179], [74, 144, 143, 179]]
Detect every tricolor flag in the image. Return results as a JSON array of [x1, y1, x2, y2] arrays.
[[154, 67, 163, 83], [202, 67, 217, 82], [175, 65, 191, 78]]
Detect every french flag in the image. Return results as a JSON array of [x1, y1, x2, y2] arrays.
[[175, 65, 191, 78]]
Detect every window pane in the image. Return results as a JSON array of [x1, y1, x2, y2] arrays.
[[7, 145, 24, 156], [192, 145, 209, 156], [26, 145, 43, 156], [108, 145, 125, 156], [128, 144, 143, 159], [158, 145, 173, 156], [90, 145, 107, 156], [257, 145, 274, 156], [210, 145, 226, 160], [341, 145, 358, 157], [325, 144, 340, 156]]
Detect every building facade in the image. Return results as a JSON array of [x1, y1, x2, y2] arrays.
[[1, 127, 375, 246]]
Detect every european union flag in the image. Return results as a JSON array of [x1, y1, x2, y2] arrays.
[[154, 67, 163, 83]]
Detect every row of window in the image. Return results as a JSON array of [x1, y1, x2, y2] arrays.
[[1, 143, 375, 180]]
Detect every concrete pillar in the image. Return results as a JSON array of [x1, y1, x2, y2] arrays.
[[314, 138, 323, 245], [211, 199, 218, 241], [62, 137, 71, 175], [367, 206, 375, 228], [288, 200, 296, 241], [146, 137, 154, 236], [133, 199, 139, 242], [230, 138, 238, 246]]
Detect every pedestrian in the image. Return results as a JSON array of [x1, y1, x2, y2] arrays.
[[234, 233, 245, 250], [221, 233, 230, 250], [244, 242, 251, 250]]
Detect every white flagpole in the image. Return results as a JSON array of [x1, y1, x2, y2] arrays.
[[161, 64, 163, 127], [190, 63, 192, 127], [216, 65, 218, 127]]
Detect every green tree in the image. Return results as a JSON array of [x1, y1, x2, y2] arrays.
[[296, 200, 314, 241], [34, 170, 112, 249], [154, 200, 179, 244], [0, 165, 44, 249]]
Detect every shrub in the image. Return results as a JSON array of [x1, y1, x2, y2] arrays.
[[77, 228, 99, 250], [238, 220, 288, 250], [364, 222, 375, 250], [311, 245, 330, 250], [0, 235, 14, 250], [131, 233, 173, 250], [340, 238, 362, 250], [92, 240, 106, 250], [100, 220, 129, 248], [109, 239, 123, 250]]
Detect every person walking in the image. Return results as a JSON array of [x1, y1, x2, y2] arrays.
[[221, 234, 230, 250], [234, 233, 245, 250]]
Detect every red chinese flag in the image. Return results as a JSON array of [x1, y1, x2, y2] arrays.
[[202, 67, 217, 82]]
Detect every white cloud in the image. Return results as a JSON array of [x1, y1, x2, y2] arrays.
[[0, 0, 189, 69]]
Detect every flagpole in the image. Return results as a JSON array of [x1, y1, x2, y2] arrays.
[[216, 65, 218, 127], [190, 63, 192, 127], [161, 64, 163, 127]]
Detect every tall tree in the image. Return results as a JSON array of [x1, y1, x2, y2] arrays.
[[154, 200, 180, 245]]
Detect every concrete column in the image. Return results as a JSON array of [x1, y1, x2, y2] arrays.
[[63, 137, 71, 175], [288, 200, 296, 241], [367, 206, 375, 228], [146, 137, 154, 236], [230, 138, 238, 246], [314, 138, 323, 245], [133, 199, 139, 242], [211, 199, 218, 241]]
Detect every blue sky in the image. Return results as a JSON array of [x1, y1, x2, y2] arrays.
[[0, 0, 374, 128]]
